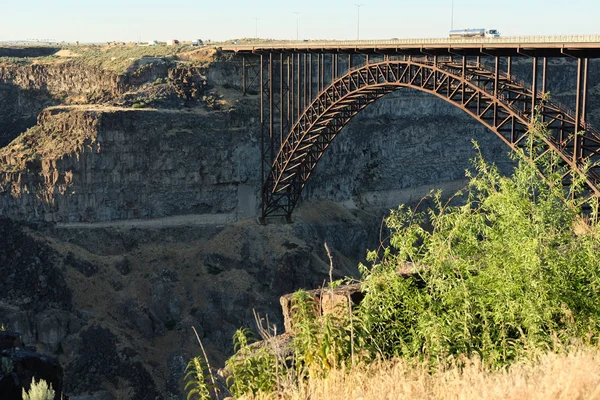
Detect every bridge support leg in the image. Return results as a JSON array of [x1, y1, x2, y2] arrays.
[[260, 54, 266, 221], [541, 58, 547, 123], [494, 57, 499, 126], [532, 56, 537, 123], [242, 57, 247, 95], [583, 58, 589, 127], [303, 54, 307, 110], [574, 58, 589, 162], [575, 58, 582, 164], [542, 57, 547, 95], [461, 56, 466, 104], [319, 54, 324, 92], [287, 54, 291, 130], [309, 54, 313, 100], [280, 53, 284, 148], [269, 53, 274, 163]]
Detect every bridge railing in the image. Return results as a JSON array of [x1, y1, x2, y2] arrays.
[[221, 35, 600, 49]]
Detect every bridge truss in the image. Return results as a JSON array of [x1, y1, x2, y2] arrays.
[[227, 45, 600, 222]]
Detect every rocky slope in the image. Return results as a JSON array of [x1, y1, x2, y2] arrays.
[[0, 200, 375, 399]]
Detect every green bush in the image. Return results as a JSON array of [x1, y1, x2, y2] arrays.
[[356, 134, 600, 367], [225, 328, 279, 397]]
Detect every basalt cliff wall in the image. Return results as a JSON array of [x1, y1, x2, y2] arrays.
[[0, 106, 258, 223]]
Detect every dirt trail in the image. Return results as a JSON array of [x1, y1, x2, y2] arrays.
[[55, 213, 237, 229]]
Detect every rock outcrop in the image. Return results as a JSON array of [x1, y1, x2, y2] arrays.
[[0, 104, 257, 222]]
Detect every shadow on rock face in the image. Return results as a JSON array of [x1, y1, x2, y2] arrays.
[[65, 325, 159, 399], [0, 331, 63, 400]]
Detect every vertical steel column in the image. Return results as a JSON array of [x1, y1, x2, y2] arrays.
[[494, 57, 499, 127], [242, 56, 247, 95], [507, 56, 512, 77], [348, 54, 352, 72], [287, 54, 291, 132], [574, 58, 582, 163], [269, 53, 274, 163], [309, 53, 313, 101], [291, 54, 295, 124], [317, 54, 321, 96], [583, 58, 589, 125], [541, 57, 547, 124], [476, 56, 481, 67], [462, 55, 467, 104], [303, 53, 307, 110], [259, 54, 265, 221], [542, 57, 547, 94], [531, 56, 538, 122], [320, 54, 324, 92], [279, 53, 284, 148], [316, 53, 321, 94], [366, 54, 370, 65], [582, 58, 589, 160], [297, 53, 300, 121], [331, 54, 336, 82]]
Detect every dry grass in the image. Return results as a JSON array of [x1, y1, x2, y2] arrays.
[[0, 44, 217, 72], [246, 346, 600, 400]]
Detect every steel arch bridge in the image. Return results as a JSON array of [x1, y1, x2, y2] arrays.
[[222, 40, 600, 222]]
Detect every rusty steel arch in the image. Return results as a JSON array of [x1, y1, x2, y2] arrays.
[[262, 59, 600, 220]]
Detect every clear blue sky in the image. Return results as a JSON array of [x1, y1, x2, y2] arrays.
[[2, 0, 598, 43]]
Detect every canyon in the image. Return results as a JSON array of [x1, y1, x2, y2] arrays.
[[0, 45, 597, 399]]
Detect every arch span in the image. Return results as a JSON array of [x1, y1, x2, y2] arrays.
[[262, 60, 600, 219]]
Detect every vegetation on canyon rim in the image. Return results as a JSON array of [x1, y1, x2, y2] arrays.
[[186, 122, 600, 399]]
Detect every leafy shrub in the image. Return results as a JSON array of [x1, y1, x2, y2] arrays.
[[22, 378, 55, 400], [356, 135, 600, 368], [291, 290, 353, 378], [131, 102, 145, 109], [184, 356, 212, 400], [225, 328, 279, 397]]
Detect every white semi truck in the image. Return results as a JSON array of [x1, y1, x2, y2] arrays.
[[449, 29, 500, 38]]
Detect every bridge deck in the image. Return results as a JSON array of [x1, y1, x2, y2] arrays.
[[220, 35, 600, 57]]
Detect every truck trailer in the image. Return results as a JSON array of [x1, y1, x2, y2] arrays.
[[449, 28, 500, 38]]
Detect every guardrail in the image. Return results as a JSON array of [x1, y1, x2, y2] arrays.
[[220, 35, 600, 49]]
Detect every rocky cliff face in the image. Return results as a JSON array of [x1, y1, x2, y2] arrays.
[[0, 57, 201, 147], [0, 62, 120, 147], [0, 104, 258, 223]]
